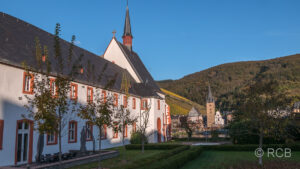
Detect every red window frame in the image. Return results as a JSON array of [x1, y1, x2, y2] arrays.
[[141, 99, 148, 110], [124, 124, 128, 137], [113, 123, 118, 139], [87, 87, 93, 103], [86, 122, 93, 141], [0, 120, 4, 150], [101, 124, 107, 140], [132, 98, 136, 109], [132, 122, 136, 133], [50, 78, 58, 97], [114, 93, 118, 107], [123, 96, 128, 108], [22, 72, 34, 94], [70, 83, 78, 100], [46, 132, 57, 145], [157, 100, 160, 110], [101, 90, 107, 103], [68, 121, 77, 143]]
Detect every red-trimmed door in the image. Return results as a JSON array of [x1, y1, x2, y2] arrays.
[[15, 120, 33, 165], [157, 118, 161, 143]]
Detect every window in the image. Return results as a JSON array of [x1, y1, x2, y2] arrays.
[[50, 78, 58, 97], [86, 122, 93, 141], [101, 125, 107, 140], [123, 124, 128, 137], [141, 99, 148, 110], [157, 100, 160, 110], [114, 94, 118, 107], [132, 98, 136, 109], [68, 121, 77, 143], [0, 120, 3, 150], [47, 133, 57, 145], [113, 123, 118, 138], [123, 96, 128, 108], [87, 87, 93, 103], [101, 90, 107, 103], [23, 72, 34, 94], [132, 122, 136, 133], [70, 83, 78, 100]]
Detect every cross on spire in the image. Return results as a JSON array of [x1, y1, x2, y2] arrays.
[[112, 30, 116, 38]]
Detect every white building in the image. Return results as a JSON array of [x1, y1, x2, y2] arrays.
[[0, 5, 171, 167], [214, 111, 224, 126]]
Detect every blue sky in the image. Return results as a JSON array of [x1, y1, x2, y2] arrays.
[[1, 0, 300, 80]]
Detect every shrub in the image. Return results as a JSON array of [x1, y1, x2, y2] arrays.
[[143, 146, 203, 169], [119, 145, 190, 169], [201, 144, 300, 151], [130, 131, 148, 144], [125, 144, 183, 150]]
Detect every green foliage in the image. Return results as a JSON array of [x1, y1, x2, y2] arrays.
[[129, 132, 148, 144], [125, 144, 183, 150], [201, 144, 300, 151], [158, 54, 300, 110]]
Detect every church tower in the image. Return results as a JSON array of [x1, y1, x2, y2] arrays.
[[206, 85, 215, 128], [122, 3, 133, 51]]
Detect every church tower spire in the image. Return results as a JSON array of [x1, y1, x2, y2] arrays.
[[122, 2, 133, 50]]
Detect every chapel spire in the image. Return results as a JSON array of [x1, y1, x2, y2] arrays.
[[122, 2, 133, 50], [207, 85, 214, 103]]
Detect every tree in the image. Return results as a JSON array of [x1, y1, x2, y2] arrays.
[[179, 116, 195, 141], [137, 100, 151, 153], [235, 80, 292, 165], [78, 90, 115, 169], [24, 23, 80, 168], [78, 61, 118, 169]]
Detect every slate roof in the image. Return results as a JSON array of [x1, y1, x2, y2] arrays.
[[0, 12, 160, 98], [188, 107, 201, 117], [206, 85, 214, 103], [123, 6, 132, 37], [116, 40, 162, 94]]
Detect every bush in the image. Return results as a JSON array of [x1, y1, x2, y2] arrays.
[[201, 144, 300, 151], [119, 145, 190, 169], [125, 144, 183, 150], [130, 132, 148, 144], [143, 146, 203, 169]]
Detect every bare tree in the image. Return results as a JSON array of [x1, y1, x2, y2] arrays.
[[137, 99, 152, 153]]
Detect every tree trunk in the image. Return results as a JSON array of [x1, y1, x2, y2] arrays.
[[258, 127, 263, 166], [98, 126, 102, 169], [58, 111, 62, 169], [142, 134, 144, 153]]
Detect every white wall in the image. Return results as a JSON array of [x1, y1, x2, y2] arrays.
[[0, 63, 167, 166]]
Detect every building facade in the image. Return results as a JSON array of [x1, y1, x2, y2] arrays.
[[0, 5, 171, 167]]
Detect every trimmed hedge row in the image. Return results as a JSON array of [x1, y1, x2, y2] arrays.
[[202, 144, 300, 151], [142, 146, 203, 169], [125, 144, 183, 150], [117, 145, 190, 169]]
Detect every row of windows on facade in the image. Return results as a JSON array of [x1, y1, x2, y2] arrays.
[[23, 72, 161, 110], [46, 121, 137, 145]]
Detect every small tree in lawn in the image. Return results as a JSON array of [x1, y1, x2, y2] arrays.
[[137, 99, 151, 153], [24, 23, 81, 168], [78, 63, 118, 169], [115, 73, 137, 149], [236, 80, 292, 165], [179, 116, 195, 141]]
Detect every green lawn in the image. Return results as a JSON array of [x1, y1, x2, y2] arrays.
[[181, 151, 300, 169], [68, 147, 163, 169]]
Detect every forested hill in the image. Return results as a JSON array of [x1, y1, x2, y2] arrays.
[[158, 54, 300, 110]]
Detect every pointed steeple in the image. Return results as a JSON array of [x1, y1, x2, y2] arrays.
[[122, 2, 133, 50], [207, 85, 214, 103]]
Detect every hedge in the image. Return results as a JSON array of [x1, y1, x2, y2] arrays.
[[125, 144, 184, 150], [117, 145, 190, 169], [142, 146, 203, 169], [201, 144, 300, 151]]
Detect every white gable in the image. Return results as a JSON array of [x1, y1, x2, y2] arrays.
[[103, 38, 141, 83]]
